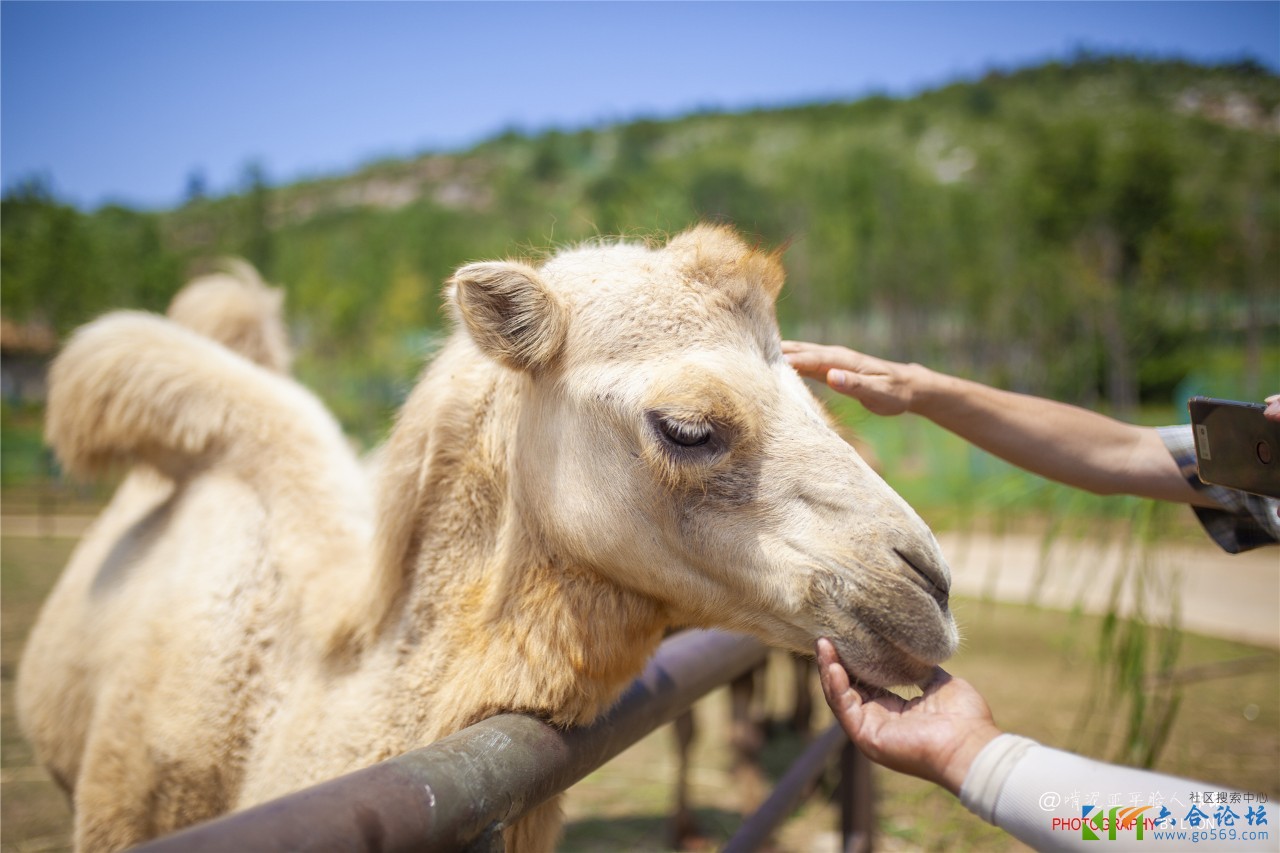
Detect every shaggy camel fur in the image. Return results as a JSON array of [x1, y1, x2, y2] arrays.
[[164, 260, 293, 375], [18, 226, 957, 852], [15, 261, 297, 802]]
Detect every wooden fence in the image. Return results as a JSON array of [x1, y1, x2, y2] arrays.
[[131, 629, 874, 852]]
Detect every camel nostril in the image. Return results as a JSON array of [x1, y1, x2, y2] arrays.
[[894, 547, 950, 610]]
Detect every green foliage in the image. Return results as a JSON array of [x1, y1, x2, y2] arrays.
[[3, 56, 1277, 440], [1069, 499, 1185, 769], [240, 161, 274, 276], [0, 402, 52, 487], [1, 180, 182, 333]]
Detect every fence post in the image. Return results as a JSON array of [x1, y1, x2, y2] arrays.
[[839, 742, 874, 853], [721, 722, 848, 853]]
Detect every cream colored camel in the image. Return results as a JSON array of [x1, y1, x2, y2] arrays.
[[18, 226, 957, 852], [164, 259, 293, 374], [15, 260, 299, 800], [78, 259, 294, 551]]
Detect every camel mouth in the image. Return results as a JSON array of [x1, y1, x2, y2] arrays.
[[804, 566, 958, 688], [848, 613, 953, 687], [821, 629, 937, 688]]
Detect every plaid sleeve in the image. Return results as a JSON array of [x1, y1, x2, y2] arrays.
[[1158, 425, 1280, 554]]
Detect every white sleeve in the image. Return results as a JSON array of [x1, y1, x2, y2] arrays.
[[959, 734, 1274, 852]]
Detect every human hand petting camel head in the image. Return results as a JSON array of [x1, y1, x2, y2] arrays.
[[781, 341, 922, 416]]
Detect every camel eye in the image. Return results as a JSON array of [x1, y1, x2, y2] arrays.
[[651, 414, 714, 449]]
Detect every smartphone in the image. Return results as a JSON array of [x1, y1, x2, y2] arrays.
[[1188, 396, 1280, 498]]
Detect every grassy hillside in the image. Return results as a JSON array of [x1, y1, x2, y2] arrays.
[[4, 55, 1278, 442]]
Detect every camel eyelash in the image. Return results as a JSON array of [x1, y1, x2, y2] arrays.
[[647, 412, 723, 455]]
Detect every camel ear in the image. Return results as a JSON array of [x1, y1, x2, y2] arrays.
[[449, 261, 567, 373]]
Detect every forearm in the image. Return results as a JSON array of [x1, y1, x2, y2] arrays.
[[783, 341, 1210, 506], [905, 367, 1205, 505], [961, 735, 1266, 852], [935, 720, 1003, 796]]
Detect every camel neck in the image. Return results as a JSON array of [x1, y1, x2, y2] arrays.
[[369, 349, 670, 730], [462, 554, 668, 727]]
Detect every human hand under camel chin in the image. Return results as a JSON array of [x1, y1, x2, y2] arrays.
[[816, 638, 1002, 797]]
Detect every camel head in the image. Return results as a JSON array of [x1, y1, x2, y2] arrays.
[[449, 225, 957, 687]]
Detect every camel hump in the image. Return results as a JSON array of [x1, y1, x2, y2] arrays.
[[46, 310, 306, 481], [166, 259, 292, 373]]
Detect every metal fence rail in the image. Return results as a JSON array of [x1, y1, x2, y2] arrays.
[[131, 629, 873, 852]]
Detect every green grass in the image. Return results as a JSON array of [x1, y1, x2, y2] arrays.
[[0, 405, 52, 489], [1, 404, 120, 510], [2, 536, 76, 853]]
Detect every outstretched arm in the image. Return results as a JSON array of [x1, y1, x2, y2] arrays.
[[818, 639, 1261, 851], [783, 341, 1216, 508]]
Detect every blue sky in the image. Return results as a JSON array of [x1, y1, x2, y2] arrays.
[[3, 1, 1277, 210]]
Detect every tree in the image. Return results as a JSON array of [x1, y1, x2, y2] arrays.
[[1099, 119, 1177, 413], [184, 169, 208, 205], [241, 161, 273, 277]]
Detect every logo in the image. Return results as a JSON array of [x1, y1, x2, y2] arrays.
[[1195, 424, 1211, 460], [1081, 804, 1154, 842]]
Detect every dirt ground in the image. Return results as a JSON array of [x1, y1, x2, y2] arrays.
[[3, 523, 1278, 852]]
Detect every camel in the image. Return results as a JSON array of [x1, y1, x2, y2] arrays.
[[15, 261, 298, 798], [17, 225, 958, 852], [90, 259, 295, 540], [163, 259, 293, 375]]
